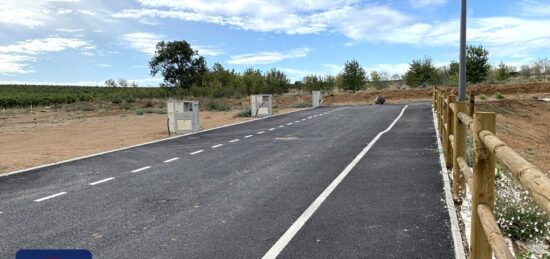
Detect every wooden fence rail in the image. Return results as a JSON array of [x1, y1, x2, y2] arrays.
[[433, 88, 549, 259]]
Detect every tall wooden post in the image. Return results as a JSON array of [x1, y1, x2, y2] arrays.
[[452, 101, 468, 203], [469, 93, 475, 116], [471, 112, 496, 259], [444, 95, 456, 168]]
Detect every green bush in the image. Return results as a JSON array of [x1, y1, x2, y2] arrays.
[[111, 95, 122, 104], [135, 107, 166, 115], [234, 107, 251, 117], [290, 102, 311, 108], [205, 99, 231, 111], [494, 92, 505, 99], [125, 95, 136, 103], [495, 167, 550, 241], [479, 94, 487, 100]]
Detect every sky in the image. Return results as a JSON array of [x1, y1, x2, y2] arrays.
[[0, 0, 549, 85]]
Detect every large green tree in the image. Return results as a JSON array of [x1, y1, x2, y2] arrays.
[[339, 59, 366, 91], [149, 40, 208, 88], [466, 44, 490, 84], [404, 57, 439, 87]]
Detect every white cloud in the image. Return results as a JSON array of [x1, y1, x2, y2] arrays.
[[519, 0, 550, 16], [0, 0, 81, 28], [121, 32, 163, 55], [0, 38, 94, 55], [57, 9, 73, 15], [56, 28, 85, 33], [78, 10, 97, 16], [228, 48, 310, 65], [365, 63, 410, 76], [0, 37, 94, 74], [194, 45, 224, 57], [96, 64, 111, 68], [409, 0, 447, 8]]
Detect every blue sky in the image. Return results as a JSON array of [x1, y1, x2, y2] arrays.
[[0, 0, 549, 85]]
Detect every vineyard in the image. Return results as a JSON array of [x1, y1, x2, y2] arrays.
[[0, 85, 173, 108]]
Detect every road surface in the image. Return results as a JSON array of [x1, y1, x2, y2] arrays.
[[0, 103, 455, 258]]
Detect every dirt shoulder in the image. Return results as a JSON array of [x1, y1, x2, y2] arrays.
[[0, 108, 299, 174]]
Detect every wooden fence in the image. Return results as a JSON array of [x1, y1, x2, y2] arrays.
[[433, 88, 550, 259]]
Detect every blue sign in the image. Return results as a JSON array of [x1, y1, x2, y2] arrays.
[[16, 249, 92, 259]]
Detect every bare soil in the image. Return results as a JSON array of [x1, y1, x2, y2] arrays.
[[1, 82, 548, 175], [0, 108, 298, 174]]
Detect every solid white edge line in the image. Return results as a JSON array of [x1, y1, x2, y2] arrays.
[[2, 107, 316, 178], [432, 108, 466, 259], [212, 144, 223, 148], [131, 166, 151, 173], [34, 192, 67, 202], [163, 157, 179, 163], [229, 139, 240, 143], [190, 150, 204, 155], [262, 105, 409, 259], [244, 135, 253, 138], [89, 177, 115, 186]]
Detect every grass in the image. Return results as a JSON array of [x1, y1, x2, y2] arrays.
[[494, 92, 505, 99], [205, 99, 231, 111], [234, 107, 251, 117], [135, 108, 166, 115], [479, 94, 487, 100], [290, 102, 311, 108]]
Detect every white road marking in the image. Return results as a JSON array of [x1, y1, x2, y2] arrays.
[[212, 144, 223, 148], [295, 121, 300, 123], [131, 166, 151, 173], [286, 123, 293, 125], [269, 128, 276, 131], [257, 131, 265, 134], [229, 139, 240, 143], [262, 105, 409, 259], [278, 125, 285, 128], [190, 150, 204, 155], [89, 177, 115, 186], [308, 117, 312, 119], [244, 135, 254, 138], [34, 192, 67, 202], [301, 119, 306, 121], [163, 157, 179, 163]]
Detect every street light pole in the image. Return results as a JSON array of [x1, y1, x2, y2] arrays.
[[458, 0, 467, 101]]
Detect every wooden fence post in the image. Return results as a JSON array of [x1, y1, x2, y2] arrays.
[[470, 93, 475, 116], [444, 95, 456, 168], [471, 112, 496, 259], [452, 101, 468, 204], [438, 92, 443, 138]]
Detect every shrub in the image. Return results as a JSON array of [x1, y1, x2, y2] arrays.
[[125, 95, 136, 103], [495, 167, 550, 241], [494, 92, 505, 99], [111, 95, 122, 104], [205, 99, 231, 111], [291, 102, 310, 108], [143, 99, 154, 108], [135, 107, 166, 115], [479, 94, 487, 100], [234, 107, 251, 117]]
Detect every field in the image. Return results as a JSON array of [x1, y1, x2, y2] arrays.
[[1, 82, 549, 175]]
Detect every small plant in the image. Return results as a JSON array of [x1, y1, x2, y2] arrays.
[[205, 99, 231, 111], [479, 94, 487, 100], [143, 99, 154, 108], [495, 167, 550, 242], [234, 107, 251, 117], [125, 95, 136, 103], [291, 102, 310, 108], [516, 250, 533, 259], [111, 95, 122, 104], [135, 107, 166, 115], [495, 92, 505, 99]]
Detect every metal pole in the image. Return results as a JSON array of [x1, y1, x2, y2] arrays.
[[458, 0, 467, 101]]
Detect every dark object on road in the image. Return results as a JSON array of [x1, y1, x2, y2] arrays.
[[374, 95, 385, 104]]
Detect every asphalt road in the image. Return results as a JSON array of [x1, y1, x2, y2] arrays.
[[0, 103, 454, 258]]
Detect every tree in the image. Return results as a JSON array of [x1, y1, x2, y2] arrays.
[[370, 71, 388, 90], [339, 59, 366, 91], [265, 68, 290, 94], [117, 78, 129, 87], [404, 57, 439, 87], [495, 61, 512, 81], [466, 44, 490, 84], [149, 40, 208, 88], [104, 79, 116, 87]]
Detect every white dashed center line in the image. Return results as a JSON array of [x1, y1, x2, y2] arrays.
[[295, 121, 300, 123], [89, 177, 115, 186], [286, 123, 293, 125], [34, 192, 67, 202], [164, 157, 179, 163], [131, 166, 151, 173], [190, 150, 204, 155], [301, 119, 306, 121], [269, 128, 276, 131], [257, 131, 265, 134], [212, 144, 223, 148], [278, 125, 285, 128], [308, 117, 313, 119], [229, 139, 240, 143], [244, 135, 253, 138]]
